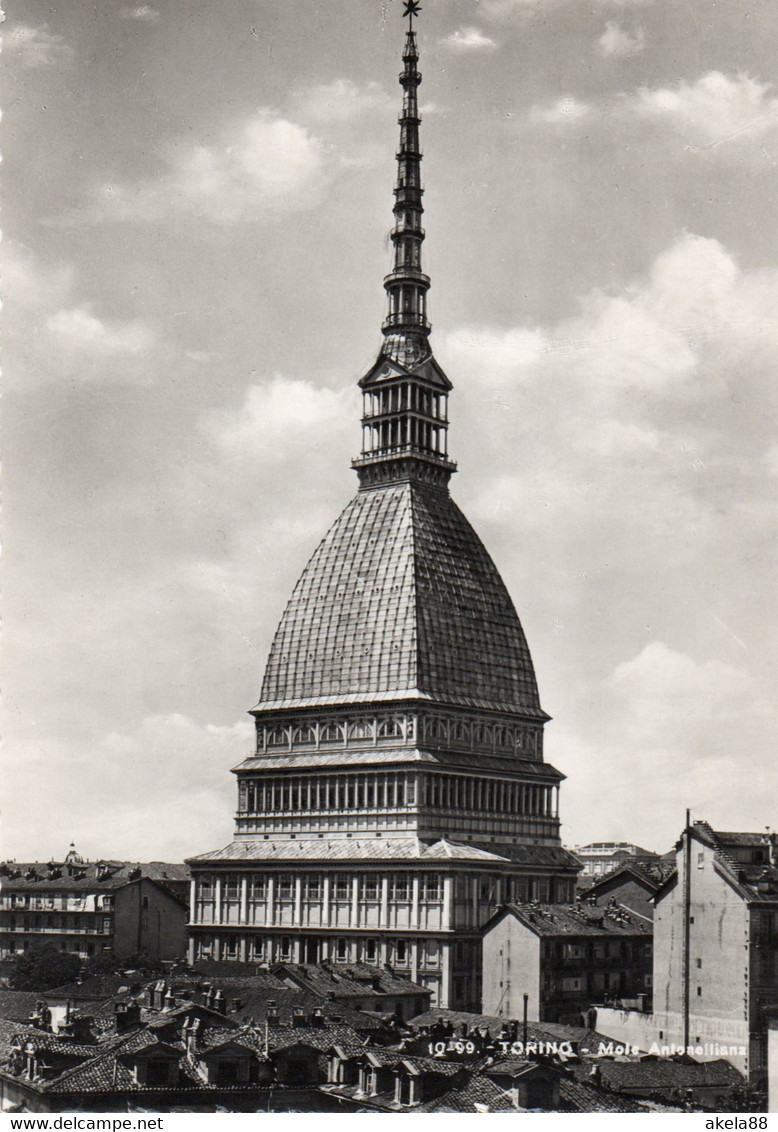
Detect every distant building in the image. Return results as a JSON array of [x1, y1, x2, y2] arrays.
[[572, 843, 660, 878], [0, 848, 189, 961], [481, 903, 652, 1024], [579, 860, 675, 921], [270, 963, 431, 1021], [596, 820, 778, 1082]]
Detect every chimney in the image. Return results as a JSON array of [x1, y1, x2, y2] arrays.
[[267, 1001, 280, 1027], [163, 987, 176, 1012], [311, 1007, 325, 1029], [65, 1014, 95, 1044], [114, 1002, 138, 1034], [213, 989, 226, 1014], [292, 1007, 306, 1027]]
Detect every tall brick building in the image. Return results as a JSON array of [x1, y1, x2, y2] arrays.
[[187, 6, 579, 1009]]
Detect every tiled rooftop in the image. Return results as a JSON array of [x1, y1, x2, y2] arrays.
[[496, 902, 651, 936], [0, 992, 45, 1023], [256, 481, 544, 718], [570, 1057, 743, 1091], [0, 860, 189, 891], [189, 837, 580, 868], [420, 1073, 517, 1112], [272, 962, 427, 1000]]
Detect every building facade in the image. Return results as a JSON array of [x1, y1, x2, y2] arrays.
[[0, 849, 189, 962], [187, 9, 579, 1010], [482, 903, 653, 1024], [572, 843, 660, 878], [595, 821, 778, 1082], [579, 861, 673, 921]]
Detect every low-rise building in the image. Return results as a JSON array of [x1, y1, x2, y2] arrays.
[[579, 860, 674, 922], [270, 962, 431, 1021], [0, 849, 189, 962], [481, 903, 653, 1024]]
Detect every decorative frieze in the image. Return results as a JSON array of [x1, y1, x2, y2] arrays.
[[255, 709, 541, 758]]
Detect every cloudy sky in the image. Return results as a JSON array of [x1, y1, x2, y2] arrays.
[[4, 0, 777, 863]]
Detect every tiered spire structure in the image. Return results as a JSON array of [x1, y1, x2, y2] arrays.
[[353, 0, 456, 489], [187, 4, 577, 1010]]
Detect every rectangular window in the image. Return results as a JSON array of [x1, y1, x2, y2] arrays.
[[333, 877, 351, 901], [335, 938, 349, 962], [364, 939, 378, 963], [304, 876, 321, 900], [361, 876, 379, 901], [250, 877, 267, 900], [394, 939, 408, 965], [278, 876, 294, 899], [421, 875, 441, 901], [253, 937, 265, 959], [390, 876, 409, 901], [224, 876, 240, 901], [225, 937, 238, 958], [278, 936, 293, 960], [423, 940, 440, 967]]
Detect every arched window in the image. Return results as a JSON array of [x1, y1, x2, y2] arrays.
[[293, 725, 315, 746], [348, 720, 374, 741], [267, 728, 287, 748], [320, 721, 344, 744], [378, 717, 403, 739]]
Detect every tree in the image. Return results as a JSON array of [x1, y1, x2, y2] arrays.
[[10, 945, 82, 992]]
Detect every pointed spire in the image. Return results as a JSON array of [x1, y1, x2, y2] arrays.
[[353, 6, 456, 490], [382, 17, 429, 369]]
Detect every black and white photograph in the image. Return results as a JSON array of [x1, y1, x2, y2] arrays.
[[2, 0, 777, 1117]]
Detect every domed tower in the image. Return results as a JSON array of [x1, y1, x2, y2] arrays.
[[188, 3, 579, 1010]]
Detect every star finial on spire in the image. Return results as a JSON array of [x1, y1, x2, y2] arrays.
[[403, 0, 421, 27]]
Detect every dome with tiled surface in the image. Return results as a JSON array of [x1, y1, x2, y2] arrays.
[[256, 481, 543, 717]]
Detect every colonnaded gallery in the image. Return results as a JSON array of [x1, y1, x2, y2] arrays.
[[187, 12, 580, 1011]]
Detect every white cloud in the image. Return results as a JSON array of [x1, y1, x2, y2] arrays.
[[120, 5, 160, 21], [440, 26, 498, 54], [47, 305, 156, 356], [205, 377, 356, 463], [3, 243, 160, 387], [293, 78, 391, 123], [93, 111, 327, 224], [445, 230, 778, 580], [629, 71, 778, 151], [443, 325, 545, 388], [597, 20, 645, 58], [558, 643, 772, 851], [2, 714, 252, 860], [3, 23, 71, 68], [530, 96, 592, 124], [607, 641, 753, 741]]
